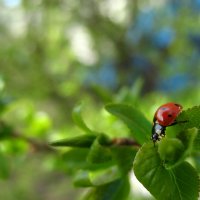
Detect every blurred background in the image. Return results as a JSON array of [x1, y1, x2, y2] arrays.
[[0, 0, 200, 199]]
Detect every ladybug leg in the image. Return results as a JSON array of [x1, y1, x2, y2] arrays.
[[177, 120, 189, 124], [158, 135, 162, 140], [169, 120, 188, 126], [160, 132, 165, 137]]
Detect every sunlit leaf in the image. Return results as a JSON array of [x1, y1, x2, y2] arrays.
[[74, 170, 92, 187], [87, 134, 112, 164], [59, 148, 90, 173], [74, 163, 121, 187], [133, 143, 199, 200], [51, 134, 97, 148], [177, 127, 198, 159], [176, 105, 200, 131], [110, 145, 137, 175], [81, 177, 130, 200], [105, 104, 151, 144], [158, 138, 184, 166], [72, 103, 94, 134]]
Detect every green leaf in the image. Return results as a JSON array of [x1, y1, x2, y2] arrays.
[[72, 103, 94, 134], [50, 134, 97, 148], [193, 154, 200, 173], [171, 163, 199, 200], [133, 143, 199, 200], [158, 138, 184, 166], [89, 165, 121, 186], [177, 127, 198, 156], [192, 129, 200, 151], [81, 177, 130, 200], [90, 84, 113, 103], [74, 170, 92, 187], [87, 134, 112, 164], [105, 104, 151, 144], [116, 78, 143, 103], [176, 105, 200, 130], [110, 146, 137, 175], [58, 148, 90, 173], [74, 163, 121, 187], [161, 128, 199, 169]]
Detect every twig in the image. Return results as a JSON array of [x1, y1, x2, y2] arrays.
[[11, 131, 56, 153], [111, 138, 141, 148]]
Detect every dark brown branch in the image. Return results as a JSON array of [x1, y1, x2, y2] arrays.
[[111, 138, 141, 148]]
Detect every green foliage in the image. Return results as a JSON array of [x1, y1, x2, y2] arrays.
[[105, 104, 151, 144], [74, 164, 120, 187], [110, 146, 137, 176], [82, 178, 130, 200], [176, 106, 200, 130], [133, 143, 199, 200], [51, 103, 200, 200], [1, 79, 200, 200], [72, 103, 95, 134], [132, 107, 200, 200], [87, 134, 112, 164], [158, 138, 184, 165], [61, 148, 90, 173], [1, 0, 200, 199], [51, 134, 97, 148]]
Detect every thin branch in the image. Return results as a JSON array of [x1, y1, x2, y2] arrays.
[[11, 131, 56, 153], [111, 137, 141, 148]]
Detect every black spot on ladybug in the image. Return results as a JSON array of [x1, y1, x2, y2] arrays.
[[168, 114, 172, 117]]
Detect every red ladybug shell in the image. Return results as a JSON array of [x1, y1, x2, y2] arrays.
[[154, 102, 182, 126]]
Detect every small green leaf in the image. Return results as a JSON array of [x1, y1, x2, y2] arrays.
[[158, 138, 184, 166], [192, 130, 200, 151], [193, 154, 200, 173], [89, 165, 121, 186], [50, 134, 97, 148], [87, 134, 112, 164], [105, 104, 151, 144], [170, 128, 199, 168], [177, 128, 198, 155], [133, 143, 199, 200], [171, 162, 199, 200], [74, 170, 92, 187], [176, 105, 200, 130], [111, 146, 137, 175], [59, 148, 90, 173], [74, 163, 121, 187], [72, 103, 94, 134], [90, 85, 113, 103], [81, 177, 130, 200]]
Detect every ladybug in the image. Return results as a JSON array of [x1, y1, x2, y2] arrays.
[[151, 102, 186, 145]]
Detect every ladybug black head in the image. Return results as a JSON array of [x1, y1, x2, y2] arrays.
[[151, 133, 159, 143], [151, 122, 166, 144]]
